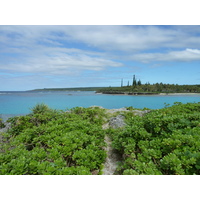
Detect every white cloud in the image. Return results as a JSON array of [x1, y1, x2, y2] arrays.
[[1, 26, 200, 66], [0, 26, 125, 77], [0, 48, 123, 76], [186, 48, 200, 54], [54, 25, 200, 51], [129, 48, 200, 63], [1, 25, 200, 53]]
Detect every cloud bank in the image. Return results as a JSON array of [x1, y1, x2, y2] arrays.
[[130, 48, 200, 63]]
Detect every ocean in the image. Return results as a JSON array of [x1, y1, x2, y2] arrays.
[[0, 91, 200, 121]]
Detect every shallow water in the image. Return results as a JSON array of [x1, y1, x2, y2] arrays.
[[0, 91, 200, 120]]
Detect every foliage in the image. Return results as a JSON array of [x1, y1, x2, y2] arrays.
[[96, 83, 200, 94], [30, 103, 52, 114], [132, 75, 137, 86], [0, 118, 5, 128], [0, 104, 107, 175], [110, 102, 200, 175], [2, 102, 200, 175]]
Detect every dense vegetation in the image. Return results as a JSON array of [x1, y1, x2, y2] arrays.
[[30, 84, 200, 94], [0, 118, 5, 128], [0, 104, 107, 175], [29, 75, 200, 94], [1, 102, 200, 175], [96, 83, 200, 94], [109, 102, 200, 175]]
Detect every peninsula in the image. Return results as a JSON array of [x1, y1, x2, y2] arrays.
[[29, 75, 200, 95], [30, 84, 200, 95]]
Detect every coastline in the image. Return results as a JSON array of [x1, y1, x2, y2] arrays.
[[159, 93, 200, 96], [98, 92, 200, 96]]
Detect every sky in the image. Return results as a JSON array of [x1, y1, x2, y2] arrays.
[[0, 25, 200, 91]]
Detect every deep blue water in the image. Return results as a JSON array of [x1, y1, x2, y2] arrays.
[[0, 91, 200, 120]]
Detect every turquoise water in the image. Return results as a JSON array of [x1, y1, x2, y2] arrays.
[[0, 91, 200, 118]]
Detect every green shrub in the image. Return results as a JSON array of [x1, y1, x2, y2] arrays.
[[110, 103, 200, 175], [0, 118, 5, 128], [30, 103, 51, 114], [2, 102, 200, 175], [0, 105, 106, 175]]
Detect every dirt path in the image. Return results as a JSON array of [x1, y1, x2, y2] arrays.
[[101, 108, 150, 175], [102, 121, 122, 175], [102, 134, 122, 175]]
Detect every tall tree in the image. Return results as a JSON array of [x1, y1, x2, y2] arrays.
[[121, 78, 123, 87], [132, 75, 137, 86], [137, 79, 142, 86]]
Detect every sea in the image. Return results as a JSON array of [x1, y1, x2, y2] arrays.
[[0, 91, 200, 121]]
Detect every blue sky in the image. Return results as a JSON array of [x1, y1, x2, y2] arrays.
[[0, 25, 200, 91]]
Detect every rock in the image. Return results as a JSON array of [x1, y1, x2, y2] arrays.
[[0, 122, 11, 133], [102, 123, 109, 130], [109, 115, 126, 129], [105, 107, 129, 114], [132, 110, 151, 117], [143, 110, 151, 114], [107, 109, 151, 129], [90, 105, 105, 109], [0, 122, 11, 146]]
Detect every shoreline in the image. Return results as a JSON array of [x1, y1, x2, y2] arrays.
[[159, 93, 200, 96], [98, 92, 200, 96]]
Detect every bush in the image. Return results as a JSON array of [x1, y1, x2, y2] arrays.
[[0, 118, 5, 128], [30, 103, 51, 114], [110, 103, 200, 175], [0, 105, 106, 175]]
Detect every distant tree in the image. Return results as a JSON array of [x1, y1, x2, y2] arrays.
[[121, 78, 123, 87], [132, 75, 137, 86], [137, 79, 142, 86], [127, 81, 130, 87]]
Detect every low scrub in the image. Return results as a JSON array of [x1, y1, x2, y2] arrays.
[[0, 118, 5, 128], [0, 105, 107, 175], [110, 102, 200, 175], [1, 102, 200, 175]]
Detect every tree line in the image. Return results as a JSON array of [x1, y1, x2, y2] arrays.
[[98, 75, 200, 94]]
